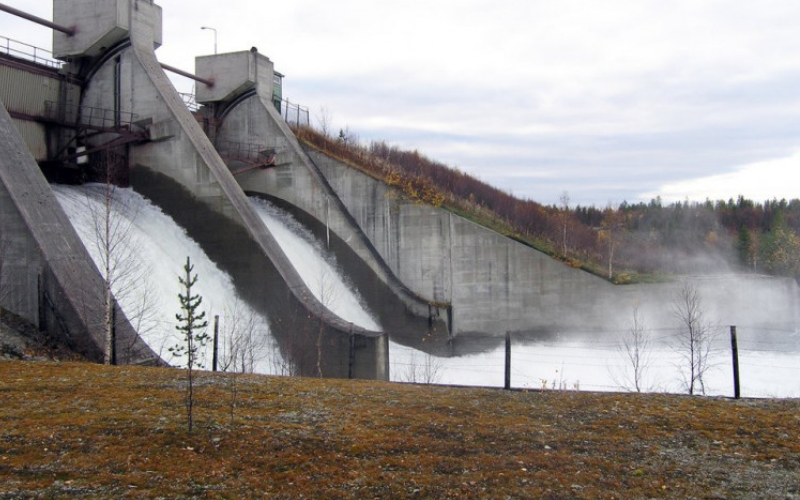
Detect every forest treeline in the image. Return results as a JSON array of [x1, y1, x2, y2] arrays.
[[296, 126, 800, 284]]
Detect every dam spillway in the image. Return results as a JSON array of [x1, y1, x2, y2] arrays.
[[53, 183, 388, 375], [0, 0, 797, 386]]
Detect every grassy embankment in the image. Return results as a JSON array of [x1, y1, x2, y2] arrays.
[[1, 360, 798, 499], [295, 129, 667, 285]]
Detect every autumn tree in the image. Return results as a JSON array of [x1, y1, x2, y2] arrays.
[[599, 206, 626, 279], [763, 219, 800, 280]]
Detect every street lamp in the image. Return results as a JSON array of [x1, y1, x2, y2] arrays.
[[200, 26, 217, 55]]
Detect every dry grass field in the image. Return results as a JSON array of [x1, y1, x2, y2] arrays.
[[1, 360, 798, 499]]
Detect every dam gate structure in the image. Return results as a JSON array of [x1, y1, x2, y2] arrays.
[[0, 0, 402, 379], [1, 0, 798, 378]]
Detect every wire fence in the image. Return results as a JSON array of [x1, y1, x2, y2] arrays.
[[280, 98, 310, 128], [0, 35, 63, 69], [389, 324, 800, 398]]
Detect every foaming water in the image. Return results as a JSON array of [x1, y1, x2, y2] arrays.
[[53, 184, 278, 372], [249, 197, 381, 331]]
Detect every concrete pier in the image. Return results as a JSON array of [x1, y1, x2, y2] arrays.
[[194, 50, 451, 346], [0, 101, 156, 364], [50, 0, 388, 378]]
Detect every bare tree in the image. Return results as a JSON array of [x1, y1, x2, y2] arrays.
[[672, 280, 718, 395], [77, 151, 158, 364], [401, 351, 442, 385], [314, 265, 340, 378], [219, 300, 271, 426], [315, 106, 333, 139], [51, 151, 162, 364], [615, 304, 651, 392], [218, 298, 269, 374]]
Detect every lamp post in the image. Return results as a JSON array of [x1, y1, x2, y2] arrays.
[[200, 26, 217, 55]]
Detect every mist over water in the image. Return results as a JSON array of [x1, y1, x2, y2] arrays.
[[52, 184, 799, 397], [390, 320, 800, 397]]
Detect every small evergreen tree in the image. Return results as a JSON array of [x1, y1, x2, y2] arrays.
[[170, 256, 209, 434]]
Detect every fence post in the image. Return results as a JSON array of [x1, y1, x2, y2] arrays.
[[212, 315, 219, 372], [348, 324, 355, 379], [730, 325, 740, 399], [111, 301, 117, 366], [504, 331, 511, 390]]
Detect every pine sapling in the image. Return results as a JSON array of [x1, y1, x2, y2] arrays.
[[170, 256, 209, 434]]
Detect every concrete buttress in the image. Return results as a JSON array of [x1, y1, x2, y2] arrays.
[[50, 0, 388, 379]]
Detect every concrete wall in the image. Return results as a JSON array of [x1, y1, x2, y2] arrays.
[[0, 100, 157, 363], [196, 50, 273, 104], [194, 50, 798, 339], [51, 0, 388, 378], [53, 0, 162, 59], [308, 149, 800, 335], [198, 51, 449, 342]]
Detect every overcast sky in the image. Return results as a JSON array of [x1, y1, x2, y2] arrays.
[[3, 0, 800, 206]]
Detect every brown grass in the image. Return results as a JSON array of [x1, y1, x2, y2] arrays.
[[1, 360, 798, 499]]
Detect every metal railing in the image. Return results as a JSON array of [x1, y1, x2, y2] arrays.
[[178, 92, 200, 112], [0, 35, 63, 69], [280, 98, 310, 128], [44, 100, 139, 130], [215, 139, 275, 164]]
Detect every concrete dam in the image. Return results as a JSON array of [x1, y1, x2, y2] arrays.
[[1, 0, 797, 380]]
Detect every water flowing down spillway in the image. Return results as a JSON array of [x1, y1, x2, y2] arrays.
[[53, 184, 278, 372], [249, 197, 381, 331], [52, 184, 799, 397]]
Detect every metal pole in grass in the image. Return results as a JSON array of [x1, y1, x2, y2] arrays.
[[111, 303, 117, 365], [504, 331, 511, 390], [730, 325, 740, 399], [212, 315, 219, 372], [348, 324, 355, 379]]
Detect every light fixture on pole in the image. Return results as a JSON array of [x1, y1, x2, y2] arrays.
[[201, 26, 217, 55]]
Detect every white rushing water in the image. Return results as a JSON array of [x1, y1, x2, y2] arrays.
[[249, 197, 381, 331], [53, 184, 278, 373], [53, 183, 800, 397]]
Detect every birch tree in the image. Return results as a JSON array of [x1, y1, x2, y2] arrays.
[[672, 281, 717, 395]]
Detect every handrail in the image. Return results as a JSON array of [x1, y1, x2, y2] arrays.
[[44, 100, 139, 130], [216, 139, 275, 163], [0, 35, 64, 69]]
